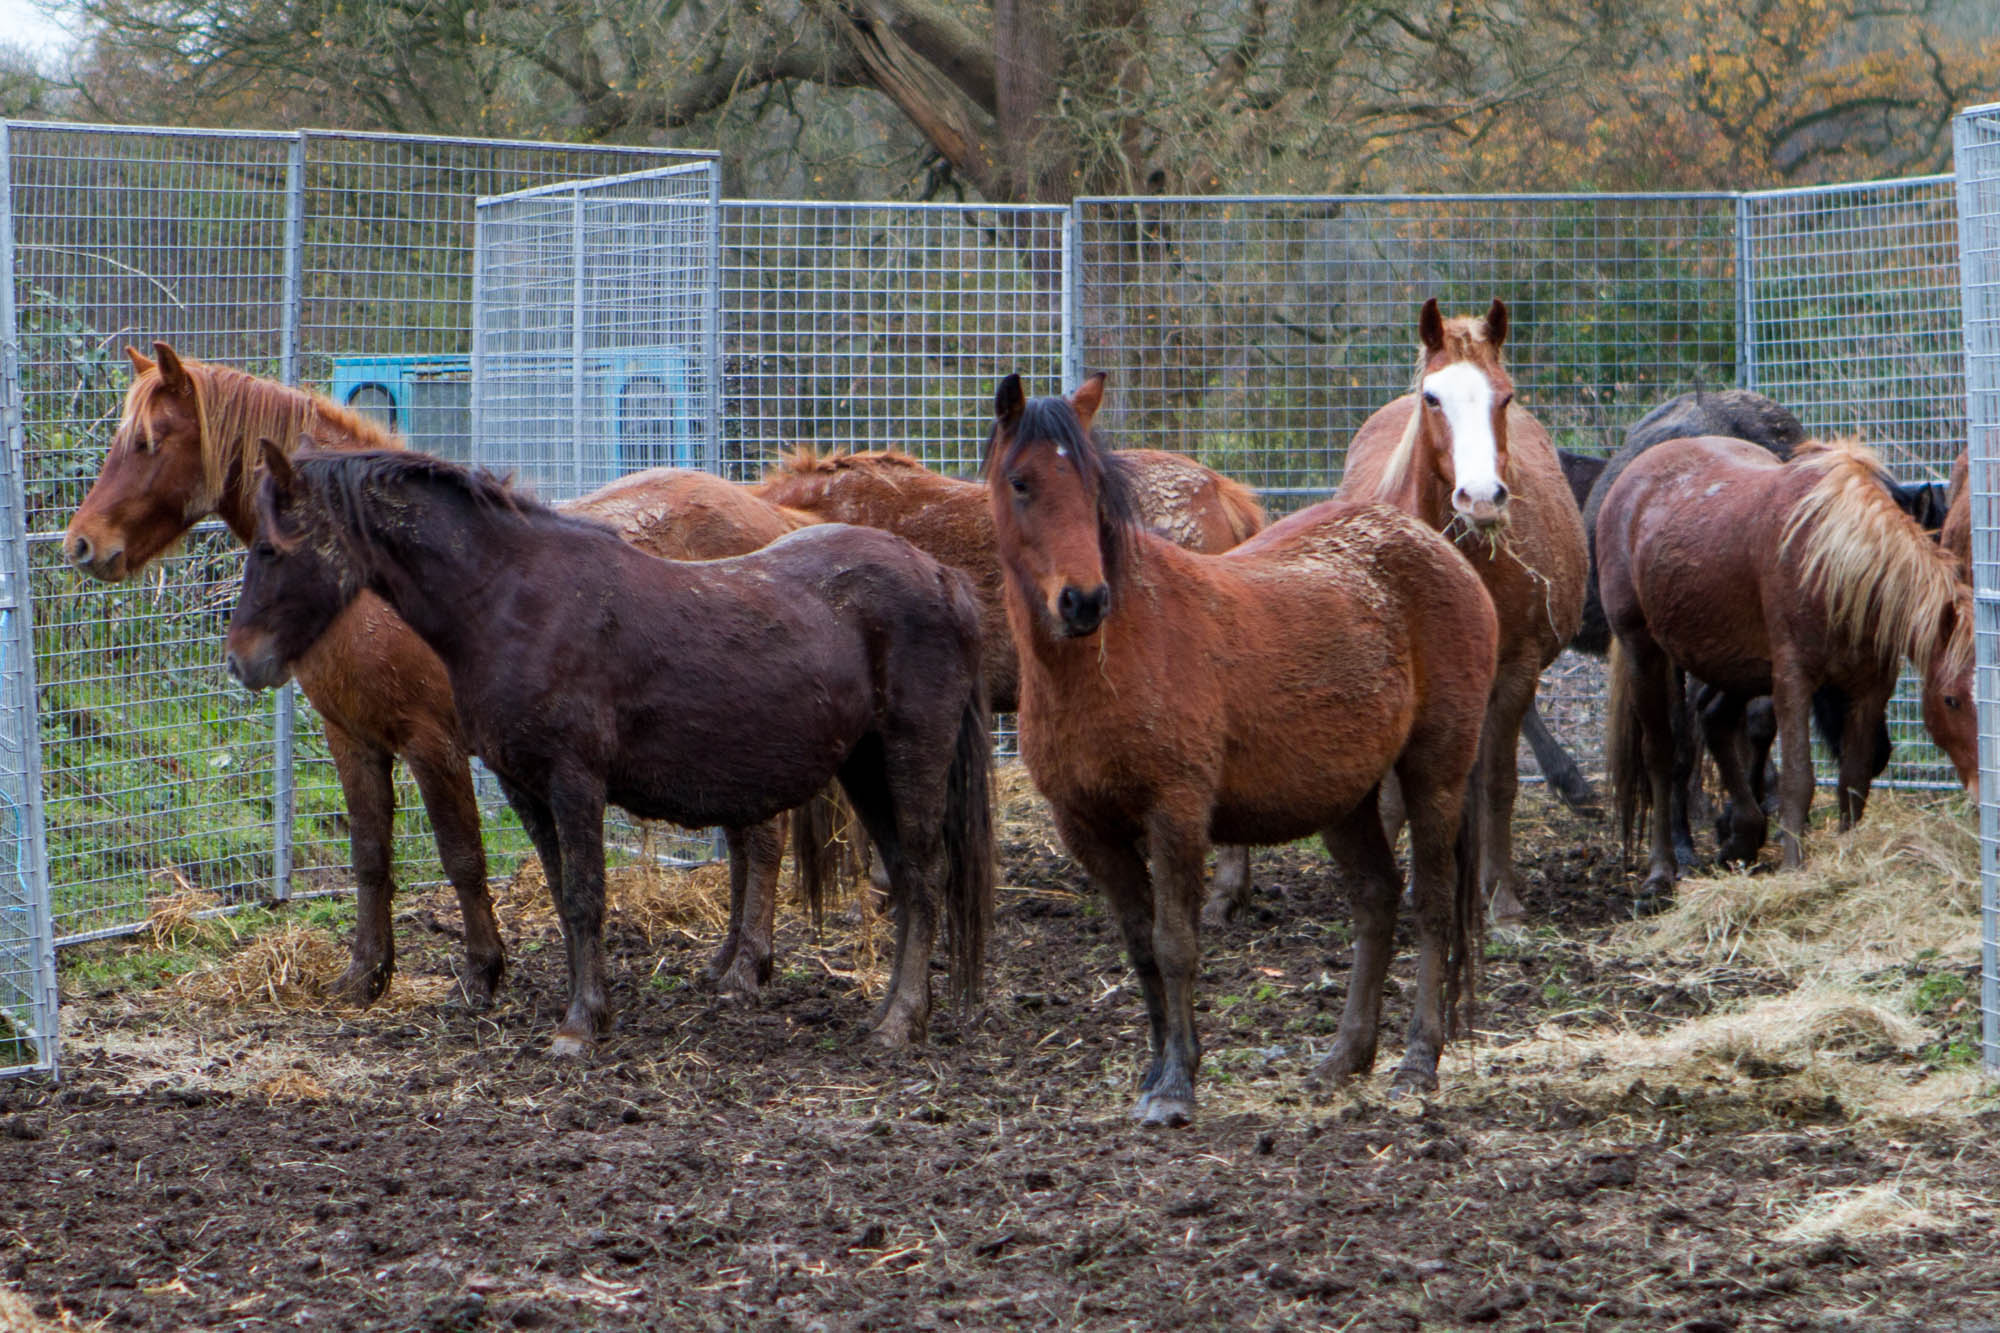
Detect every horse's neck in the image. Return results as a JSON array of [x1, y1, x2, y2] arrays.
[[210, 393, 394, 541], [1381, 434, 1455, 531], [348, 494, 530, 671]]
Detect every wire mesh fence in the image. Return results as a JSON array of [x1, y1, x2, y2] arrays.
[[718, 201, 1067, 481], [1952, 102, 2000, 1076], [1742, 174, 1966, 787], [0, 123, 704, 951]]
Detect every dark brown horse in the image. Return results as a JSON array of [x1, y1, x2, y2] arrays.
[[63, 346, 835, 1005], [1599, 436, 1975, 895], [753, 413, 1269, 919], [226, 444, 993, 1054], [1340, 300, 1587, 925], [989, 375, 1496, 1126]]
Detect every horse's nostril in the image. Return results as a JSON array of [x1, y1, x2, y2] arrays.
[[1493, 482, 1511, 506], [67, 534, 92, 567]]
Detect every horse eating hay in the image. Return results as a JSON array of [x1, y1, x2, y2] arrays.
[[226, 443, 994, 1055], [1597, 435, 1975, 895], [988, 374, 1496, 1126]]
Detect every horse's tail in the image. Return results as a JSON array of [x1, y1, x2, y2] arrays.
[[790, 782, 853, 929], [1605, 637, 1649, 861], [1446, 759, 1484, 1042], [941, 684, 996, 1012], [1216, 475, 1268, 545]]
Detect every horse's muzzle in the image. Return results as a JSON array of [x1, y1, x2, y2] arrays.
[[64, 530, 128, 582], [1056, 583, 1110, 637], [225, 643, 291, 692]]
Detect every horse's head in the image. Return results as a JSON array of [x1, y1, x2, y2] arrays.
[[1413, 297, 1516, 532], [986, 372, 1129, 639], [65, 342, 211, 581], [1919, 587, 1977, 800], [225, 440, 363, 691]]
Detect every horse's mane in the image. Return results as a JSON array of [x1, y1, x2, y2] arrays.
[[767, 445, 932, 478], [1782, 437, 1968, 676], [1374, 314, 1502, 503], [291, 449, 590, 552], [990, 394, 1141, 583], [127, 358, 400, 518]]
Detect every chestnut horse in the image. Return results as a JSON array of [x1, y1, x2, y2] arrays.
[[226, 444, 993, 1054], [63, 345, 830, 1004], [1340, 300, 1587, 925], [1598, 436, 1975, 895], [989, 374, 1496, 1126], [753, 411, 1269, 916]]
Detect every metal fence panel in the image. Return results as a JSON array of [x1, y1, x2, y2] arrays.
[[719, 202, 1068, 481], [1742, 175, 1965, 787], [1953, 104, 2000, 1076], [3, 124, 296, 946]]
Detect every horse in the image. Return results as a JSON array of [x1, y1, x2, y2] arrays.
[[1339, 299, 1587, 926], [751, 418, 1271, 923], [226, 443, 994, 1055], [62, 344, 839, 1005], [1598, 436, 1975, 896], [988, 374, 1496, 1126]]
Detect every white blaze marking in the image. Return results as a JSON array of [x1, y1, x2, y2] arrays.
[[1424, 362, 1502, 510]]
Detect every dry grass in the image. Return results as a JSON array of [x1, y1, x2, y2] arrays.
[[0, 1285, 91, 1333], [1467, 791, 1990, 1124], [1629, 791, 1979, 978], [1777, 1183, 1955, 1244]]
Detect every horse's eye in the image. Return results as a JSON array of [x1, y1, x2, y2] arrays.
[[1009, 474, 1030, 497], [1422, 391, 1440, 409], [251, 541, 277, 560], [1946, 694, 1963, 711]]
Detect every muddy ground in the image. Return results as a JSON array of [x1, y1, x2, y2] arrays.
[[2, 785, 1996, 1331]]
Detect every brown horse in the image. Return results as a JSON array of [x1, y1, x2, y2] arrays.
[[1942, 449, 1970, 582], [62, 346, 833, 1004], [1598, 436, 1975, 896], [226, 444, 993, 1054], [1339, 300, 1587, 924], [988, 374, 1496, 1126], [753, 415, 1269, 918]]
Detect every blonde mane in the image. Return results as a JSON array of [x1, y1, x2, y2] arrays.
[[1782, 437, 1967, 676], [768, 444, 929, 478], [1373, 314, 1501, 503], [125, 358, 401, 518]]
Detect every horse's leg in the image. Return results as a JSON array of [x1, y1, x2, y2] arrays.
[[1315, 787, 1400, 1084], [1054, 809, 1166, 1102], [544, 774, 613, 1055], [708, 819, 783, 997], [1200, 845, 1253, 929], [323, 721, 398, 1007], [837, 745, 939, 1047], [1393, 776, 1464, 1093], [405, 742, 504, 1008], [1771, 656, 1815, 869], [1836, 682, 1895, 831], [1698, 692, 1767, 865], [1521, 702, 1601, 817], [1743, 696, 1778, 814], [1138, 802, 1211, 1128], [1624, 637, 1682, 897], [1479, 657, 1537, 925], [1667, 668, 1701, 869]]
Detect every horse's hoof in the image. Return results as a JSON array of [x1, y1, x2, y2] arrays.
[[1387, 1065, 1439, 1099], [1314, 1039, 1375, 1084], [1199, 899, 1237, 930], [452, 972, 501, 1011], [869, 1013, 921, 1049], [1134, 1093, 1194, 1128], [1486, 888, 1528, 928], [548, 1033, 591, 1059], [716, 956, 767, 1001], [327, 963, 391, 1009]]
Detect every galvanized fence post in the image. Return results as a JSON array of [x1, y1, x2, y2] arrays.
[[0, 120, 59, 1077], [271, 134, 305, 903], [1062, 205, 1081, 390], [1954, 102, 2000, 1077], [1735, 192, 1756, 393]]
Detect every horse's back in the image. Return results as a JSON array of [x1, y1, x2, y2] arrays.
[[1117, 449, 1267, 550], [566, 467, 811, 560]]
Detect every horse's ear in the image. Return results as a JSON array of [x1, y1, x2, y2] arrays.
[[1419, 298, 1445, 355], [153, 342, 192, 396], [257, 437, 297, 498], [995, 374, 1025, 431], [1067, 373, 1106, 432], [1486, 299, 1509, 351], [125, 345, 156, 375]]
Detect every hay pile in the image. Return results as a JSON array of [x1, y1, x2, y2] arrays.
[[1471, 792, 1989, 1122]]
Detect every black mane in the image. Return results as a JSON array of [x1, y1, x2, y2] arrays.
[[291, 449, 611, 547]]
